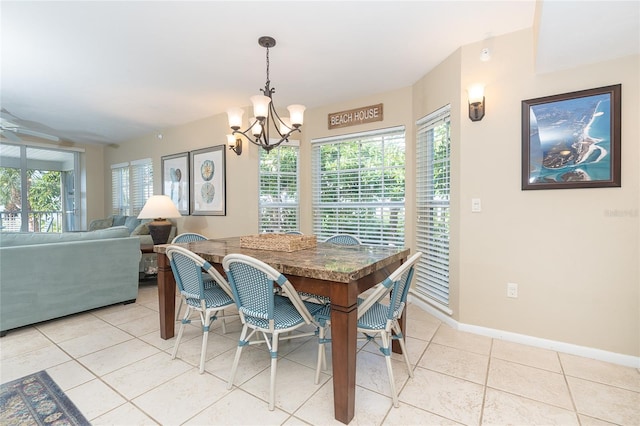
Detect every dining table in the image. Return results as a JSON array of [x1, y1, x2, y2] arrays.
[[154, 236, 410, 424]]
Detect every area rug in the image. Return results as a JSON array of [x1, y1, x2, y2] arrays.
[[0, 370, 89, 426]]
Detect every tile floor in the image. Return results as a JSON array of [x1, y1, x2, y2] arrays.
[[1, 282, 638, 425]]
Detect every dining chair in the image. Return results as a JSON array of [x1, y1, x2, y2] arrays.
[[166, 245, 236, 374], [172, 233, 211, 321], [315, 251, 423, 407], [285, 230, 303, 235], [223, 253, 329, 411], [324, 234, 362, 245]]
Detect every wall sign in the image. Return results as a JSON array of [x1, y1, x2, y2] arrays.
[[328, 103, 383, 130]]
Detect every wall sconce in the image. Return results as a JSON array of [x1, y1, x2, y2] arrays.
[[468, 84, 485, 122], [226, 134, 242, 155]]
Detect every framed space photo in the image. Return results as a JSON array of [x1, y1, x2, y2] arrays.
[[161, 152, 189, 215], [521, 84, 621, 190], [190, 145, 226, 215]]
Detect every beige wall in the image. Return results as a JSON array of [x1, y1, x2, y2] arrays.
[[103, 29, 639, 358], [453, 29, 638, 356]]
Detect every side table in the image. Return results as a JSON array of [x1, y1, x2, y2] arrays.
[[139, 244, 158, 282]]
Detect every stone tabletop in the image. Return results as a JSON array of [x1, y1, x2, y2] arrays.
[[155, 236, 410, 283]]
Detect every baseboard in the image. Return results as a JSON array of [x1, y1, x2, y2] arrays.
[[408, 294, 640, 369]]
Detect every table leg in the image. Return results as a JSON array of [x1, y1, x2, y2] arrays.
[[392, 305, 407, 353], [330, 302, 357, 424], [157, 252, 176, 339]]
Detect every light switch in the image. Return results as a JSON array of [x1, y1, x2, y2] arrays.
[[471, 198, 482, 212]]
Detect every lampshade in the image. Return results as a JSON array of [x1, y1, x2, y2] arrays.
[[251, 95, 271, 119], [227, 107, 244, 130], [287, 104, 306, 127], [468, 84, 485, 104], [138, 195, 181, 220]]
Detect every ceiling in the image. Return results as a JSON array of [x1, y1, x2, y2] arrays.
[[1, 1, 638, 146]]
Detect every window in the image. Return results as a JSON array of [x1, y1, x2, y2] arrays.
[[0, 143, 81, 232], [259, 142, 299, 233], [312, 127, 405, 246], [111, 158, 152, 216], [415, 105, 452, 313]]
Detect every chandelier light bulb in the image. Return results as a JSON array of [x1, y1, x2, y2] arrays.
[[251, 95, 271, 120], [227, 107, 244, 130]]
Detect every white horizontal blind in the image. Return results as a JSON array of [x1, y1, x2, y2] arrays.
[[415, 105, 451, 309], [259, 143, 299, 233], [311, 127, 405, 246], [111, 163, 129, 215], [130, 158, 153, 215], [111, 159, 152, 216]]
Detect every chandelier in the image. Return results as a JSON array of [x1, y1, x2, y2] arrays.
[[227, 36, 305, 152]]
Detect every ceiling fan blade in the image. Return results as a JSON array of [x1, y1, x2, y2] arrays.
[[0, 127, 23, 142]]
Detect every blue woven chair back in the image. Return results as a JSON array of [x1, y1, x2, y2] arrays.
[[169, 249, 208, 300], [325, 234, 361, 245], [285, 231, 303, 235], [172, 233, 207, 243], [225, 260, 276, 325]]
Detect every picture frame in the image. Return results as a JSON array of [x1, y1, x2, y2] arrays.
[[161, 152, 189, 215], [521, 84, 621, 190], [190, 145, 226, 215]]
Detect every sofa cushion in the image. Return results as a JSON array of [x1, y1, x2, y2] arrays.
[[88, 216, 113, 231], [112, 215, 127, 226], [124, 216, 142, 234], [131, 221, 150, 235]]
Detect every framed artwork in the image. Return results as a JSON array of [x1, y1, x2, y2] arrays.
[[521, 84, 621, 190], [161, 152, 189, 214], [190, 145, 226, 215]]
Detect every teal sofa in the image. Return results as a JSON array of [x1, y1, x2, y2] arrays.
[[89, 215, 176, 273], [0, 226, 141, 336]]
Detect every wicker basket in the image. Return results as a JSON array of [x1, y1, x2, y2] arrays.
[[240, 234, 317, 252]]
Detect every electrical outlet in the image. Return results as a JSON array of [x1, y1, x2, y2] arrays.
[[507, 282, 518, 298]]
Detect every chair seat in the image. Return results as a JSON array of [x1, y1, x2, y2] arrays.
[[242, 295, 323, 329], [357, 299, 393, 330], [185, 285, 234, 309]]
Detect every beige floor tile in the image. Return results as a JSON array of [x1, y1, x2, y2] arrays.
[[282, 416, 313, 426], [95, 304, 158, 326], [487, 358, 573, 409], [560, 352, 640, 392], [383, 403, 462, 425], [294, 379, 393, 426], [92, 402, 159, 425], [405, 317, 440, 342], [0, 327, 53, 359], [355, 349, 411, 399], [45, 360, 95, 391], [185, 388, 291, 425], [481, 388, 579, 425], [207, 344, 270, 385], [285, 336, 331, 371], [240, 358, 325, 413], [360, 335, 428, 369], [0, 344, 71, 383], [406, 303, 442, 325], [419, 342, 489, 384], [492, 339, 562, 373], [172, 330, 238, 368], [64, 378, 127, 421], [57, 325, 133, 358], [116, 312, 161, 336], [78, 338, 159, 376], [102, 352, 193, 399], [577, 414, 621, 426], [138, 330, 177, 351], [133, 368, 230, 425], [400, 367, 484, 425], [567, 376, 640, 425], [35, 313, 112, 343], [432, 325, 492, 355]]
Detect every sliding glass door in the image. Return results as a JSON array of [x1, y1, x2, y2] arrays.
[[0, 143, 81, 232]]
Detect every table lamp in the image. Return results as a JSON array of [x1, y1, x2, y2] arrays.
[[138, 195, 181, 245]]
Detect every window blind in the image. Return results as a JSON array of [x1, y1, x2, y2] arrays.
[[111, 163, 129, 215], [311, 126, 405, 246], [130, 158, 153, 215], [415, 105, 452, 312], [110, 158, 152, 216], [259, 143, 299, 233]]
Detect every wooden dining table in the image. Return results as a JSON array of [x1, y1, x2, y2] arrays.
[[154, 236, 410, 424]]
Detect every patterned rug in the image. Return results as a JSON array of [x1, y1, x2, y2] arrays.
[[0, 370, 89, 426]]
